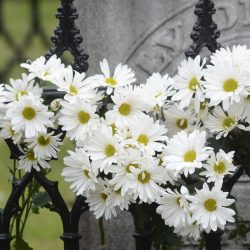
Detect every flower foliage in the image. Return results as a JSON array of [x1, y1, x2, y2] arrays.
[[1, 45, 250, 247]]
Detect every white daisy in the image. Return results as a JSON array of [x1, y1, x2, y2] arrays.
[[124, 158, 165, 203], [188, 183, 235, 232], [25, 131, 62, 159], [203, 48, 250, 110], [55, 65, 95, 103], [163, 105, 196, 137], [157, 186, 192, 228], [129, 115, 168, 154], [62, 148, 98, 195], [89, 58, 136, 94], [141, 73, 175, 112], [18, 149, 50, 172], [0, 84, 6, 108], [6, 94, 54, 138], [21, 55, 65, 82], [200, 150, 236, 183], [86, 178, 117, 220], [174, 220, 201, 240], [58, 99, 99, 141], [163, 130, 211, 176], [85, 124, 119, 174], [4, 73, 42, 103], [0, 120, 23, 144], [106, 85, 150, 126], [171, 55, 205, 111], [204, 105, 248, 139], [109, 148, 144, 195]]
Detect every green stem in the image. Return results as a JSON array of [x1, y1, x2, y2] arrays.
[[99, 217, 105, 245]]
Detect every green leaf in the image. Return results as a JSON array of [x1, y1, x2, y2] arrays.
[[14, 239, 33, 250], [32, 191, 51, 208]]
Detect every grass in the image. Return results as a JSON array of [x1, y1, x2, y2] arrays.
[[0, 0, 78, 249]]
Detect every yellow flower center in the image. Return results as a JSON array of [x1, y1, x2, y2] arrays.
[[213, 161, 226, 174], [176, 118, 188, 129], [184, 150, 196, 162], [78, 111, 90, 124], [105, 77, 117, 86], [22, 107, 36, 120], [126, 163, 139, 173], [204, 198, 217, 212], [118, 103, 131, 116], [27, 150, 36, 161], [38, 135, 50, 146], [44, 71, 49, 77], [115, 189, 121, 194], [200, 101, 206, 110], [223, 78, 238, 92], [137, 134, 149, 146], [83, 169, 90, 178], [137, 171, 151, 184], [69, 85, 78, 95], [188, 77, 199, 91], [176, 197, 181, 206], [101, 193, 108, 201], [16, 90, 27, 101], [105, 144, 115, 157], [110, 123, 116, 135], [222, 117, 235, 129]]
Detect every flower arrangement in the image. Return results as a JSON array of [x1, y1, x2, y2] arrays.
[[1, 45, 250, 249]]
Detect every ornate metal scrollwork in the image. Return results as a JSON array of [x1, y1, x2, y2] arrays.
[[185, 0, 221, 58], [45, 0, 89, 73]]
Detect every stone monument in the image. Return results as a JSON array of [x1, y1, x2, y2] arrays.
[[75, 0, 250, 249]]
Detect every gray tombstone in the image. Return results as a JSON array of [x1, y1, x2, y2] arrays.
[[75, 0, 250, 249]]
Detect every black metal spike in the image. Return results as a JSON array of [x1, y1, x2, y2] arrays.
[[185, 0, 221, 58], [45, 0, 89, 73]]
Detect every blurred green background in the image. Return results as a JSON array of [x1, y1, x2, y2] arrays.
[[0, 0, 76, 249]]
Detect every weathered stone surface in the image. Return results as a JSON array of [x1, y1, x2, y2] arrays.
[[74, 0, 250, 249]]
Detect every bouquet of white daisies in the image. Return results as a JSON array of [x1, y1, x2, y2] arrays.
[[1, 45, 250, 248]]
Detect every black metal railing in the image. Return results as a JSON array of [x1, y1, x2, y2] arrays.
[[0, 0, 248, 249]]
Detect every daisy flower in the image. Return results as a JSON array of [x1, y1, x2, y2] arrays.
[[174, 221, 201, 240], [54, 65, 94, 103], [25, 131, 62, 159], [106, 85, 150, 126], [85, 124, 119, 174], [188, 183, 235, 232], [62, 148, 98, 195], [89, 58, 136, 94], [163, 105, 196, 137], [124, 158, 165, 203], [232, 94, 250, 124], [129, 115, 168, 154], [109, 148, 144, 195], [4, 73, 42, 103], [200, 149, 236, 183], [86, 178, 117, 220], [0, 120, 23, 144], [6, 94, 54, 138], [163, 130, 211, 176], [156, 186, 192, 228], [0, 84, 6, 107], [141, 73, 175, 112], [21, 55, 65, 82], [18, 149, 50, 172], [203, 48, 250, 110], [171, 55, 205, 112], [58, 99, 99, 141], [204, 106, 248, 139]]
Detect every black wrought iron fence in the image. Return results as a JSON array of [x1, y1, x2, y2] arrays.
[[0, 0, 248, 250], [0, 0, 58, 81]]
